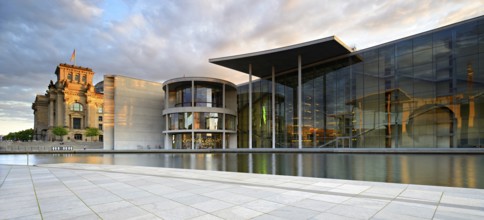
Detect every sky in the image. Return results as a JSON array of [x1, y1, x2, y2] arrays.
[[0, 0, 483, 135]]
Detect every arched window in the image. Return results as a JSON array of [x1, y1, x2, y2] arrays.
[[70, 103, 83, 112], [75, 74, 80, 82], [82, 75, 86, 83], [67, 73, 73, 81]]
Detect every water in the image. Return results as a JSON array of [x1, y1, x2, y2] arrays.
[[1, 153, 483, 188]]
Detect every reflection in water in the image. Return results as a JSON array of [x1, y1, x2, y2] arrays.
[[1, 153, 483, 188]]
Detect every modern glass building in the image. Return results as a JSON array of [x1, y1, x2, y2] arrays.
[[210, 15, 484, 149], [162, 77, 238, 149]]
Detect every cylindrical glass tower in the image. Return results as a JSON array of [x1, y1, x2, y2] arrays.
[[162, 77, 237, 149]]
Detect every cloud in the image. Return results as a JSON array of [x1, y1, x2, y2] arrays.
[[0, 0, 483, 134]]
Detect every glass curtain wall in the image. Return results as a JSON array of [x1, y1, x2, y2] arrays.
[[168, 82, 192, 108], [238, 84, 249, 148], [237, 18, 484, 148], [275, 74, 297, 148], [195, 82, 223, 107]]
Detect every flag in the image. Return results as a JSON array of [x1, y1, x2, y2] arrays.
[[70, 49, 76, 63]]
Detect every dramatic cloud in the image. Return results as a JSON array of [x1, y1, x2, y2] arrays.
[[0, 0, 483, 134]]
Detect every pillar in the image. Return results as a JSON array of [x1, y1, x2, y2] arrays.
[[223, 84, 226, 149], [48, 99, 54, 127], [249, 64, 253, 149], [272, 66, 276, 149], [298, 55, 302, 149]]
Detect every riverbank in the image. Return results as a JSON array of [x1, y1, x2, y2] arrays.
[[1, 163, 484, 219], [1, 147, 484, 154]]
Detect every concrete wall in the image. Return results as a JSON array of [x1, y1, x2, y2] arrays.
[[103, 76, 115, 149], [103, 75, 164, 150]]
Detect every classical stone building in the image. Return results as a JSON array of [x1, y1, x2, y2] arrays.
[[32, 64, 104, 142]]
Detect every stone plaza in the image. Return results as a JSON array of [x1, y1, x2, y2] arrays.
[[1, 163, 484, 219]]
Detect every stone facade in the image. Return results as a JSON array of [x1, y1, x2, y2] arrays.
[[32, 64, 104, 142]]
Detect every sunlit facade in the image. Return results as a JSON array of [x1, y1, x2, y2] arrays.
[[32, 64, 104, 142], [211, 15, 484, 149], [103, 75, 164, 150], [162, 77, 237, 149]]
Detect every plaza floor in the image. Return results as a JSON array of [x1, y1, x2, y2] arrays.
[[1, 163, 484, 220]]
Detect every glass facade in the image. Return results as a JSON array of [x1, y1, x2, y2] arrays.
[[163, 78, 238, 150], [195, 82, 223, 107], [194, 112, 222, 130], [237, 17, 484, 148]]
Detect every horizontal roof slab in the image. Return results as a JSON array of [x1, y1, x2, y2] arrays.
[[209, 36, 353, 78]]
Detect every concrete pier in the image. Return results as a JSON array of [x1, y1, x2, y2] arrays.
[[1, 163, 484, 219]]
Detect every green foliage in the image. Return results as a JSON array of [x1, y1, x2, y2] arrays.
[[52, 126, 68, 140], [3, 128, 34, 141], [85, 127, 100, 141], [85, 127, 100, 137]]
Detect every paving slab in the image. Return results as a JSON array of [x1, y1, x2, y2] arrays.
[[1, 163, 484, 220]]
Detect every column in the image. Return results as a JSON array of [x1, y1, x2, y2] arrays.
[[56, 93, 63, 127], [222, 84, 226, 149], [223, 114, 226, 149], [192, 131, 195, 150], [165, 84, 169, 108], [272, 66, 276, 149], [298, 55, 302, 149], [191, 80, 195, 107], [48, 99, 54, 127], [64, 101, 69, 127], [249, 64, 253, 149], [85, 101, 90, 128]]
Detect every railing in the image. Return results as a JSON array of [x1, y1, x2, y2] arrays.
[[317, 126, 385, 148], [173, 102, 223, 107]]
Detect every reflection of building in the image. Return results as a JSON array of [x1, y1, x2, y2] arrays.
[[32, 64, 104, 142], [211, 15, 484, 148], [162, 77, 237, 149]]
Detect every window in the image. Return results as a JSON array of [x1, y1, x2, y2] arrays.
[[98, 124, 103, 131], [225, 114, 236, 130], [194, 82, 223, 107], [74, 134, 82, 140], [75, 74, 80, 82], [70, 103, 83, 112], [99, 135, 103, 142], [98, 116, 103, 122], [98, 106, 103, 113], [175, 85, 192, 107], [67, 73, 73, 81], [73, 118, 81, 129], [82, 75, 86, 83], [194, 112, 222, 130]]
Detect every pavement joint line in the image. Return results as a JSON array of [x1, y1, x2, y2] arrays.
[[90, 169, 207, 219], [432, 189, 445, 219], [36, 164, 484, 212], [44, 166, 104, 219], [356, 181, 387, 220], [0, 165, 12, 188], [27, 165, 44, 220], [369, 184, 410, 219]]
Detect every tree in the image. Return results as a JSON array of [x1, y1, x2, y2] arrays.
[[85, 127, 100, 141], [3, 128, 34, 141], [52, 126, 68, 141]]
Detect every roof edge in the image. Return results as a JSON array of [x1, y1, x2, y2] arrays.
[[209, 36, 349, 63]]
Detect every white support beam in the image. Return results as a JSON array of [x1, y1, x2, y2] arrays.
[[249, 64, 253, 149], [298, 55, 302, 149], [272, 66, 276, 149], [223, 84, 226, 149]]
